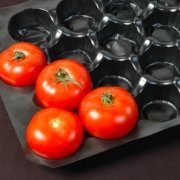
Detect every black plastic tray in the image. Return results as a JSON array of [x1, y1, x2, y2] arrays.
[[1, 0, 180, 168]]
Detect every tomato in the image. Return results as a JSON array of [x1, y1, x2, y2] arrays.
[[35, 59, 92, 110], [0, 42, 47, 86], [26, 108, 84, 160], [79, 86, 138, 139]]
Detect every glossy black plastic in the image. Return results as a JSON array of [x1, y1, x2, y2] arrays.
[[1, 0, 180, 168]]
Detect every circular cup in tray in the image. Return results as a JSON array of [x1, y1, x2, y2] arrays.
[[156, 0, 180, 11], [8, 9, 58, 48], [47, 33, 103, 70], [141, 8, 180, 46], [139, 44, 180, 83], [136, 82, 180, 122], [102, 0, 155, 23], [56, 0, 104, 36], [97, 20, 146, 60], [90, 57, 145, 94]]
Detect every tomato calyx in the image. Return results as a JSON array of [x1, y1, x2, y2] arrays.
[[13, 51, 25, 60], [101, 93, 114, 106], [55, 68, 82, 87]]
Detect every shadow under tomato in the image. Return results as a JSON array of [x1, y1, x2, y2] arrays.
[[39, 125, 180, 173], [32, 94, 44, 109]]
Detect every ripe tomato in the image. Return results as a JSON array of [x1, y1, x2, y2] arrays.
[[0, 42, 47, 86], [26, 108, 84, 160], [79, 86, 138, 139], [35, 59, 92, 110]]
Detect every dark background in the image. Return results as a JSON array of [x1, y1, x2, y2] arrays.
[[1, 1, 180, 180]]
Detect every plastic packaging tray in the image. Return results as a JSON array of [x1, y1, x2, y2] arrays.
[[1, 0, 180, 168]]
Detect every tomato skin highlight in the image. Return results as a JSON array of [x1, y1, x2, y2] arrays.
[[0, 42, 47, 86], [26, 108, 84, 160], [79, 86, 138, 139], [35, 59, 92, 110]]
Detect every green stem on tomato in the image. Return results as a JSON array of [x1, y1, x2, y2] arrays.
[[13, 51, 25, 60], [101, 93, 114, 106], [55, 68, 82, 87]]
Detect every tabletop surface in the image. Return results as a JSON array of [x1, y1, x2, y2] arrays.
[[1, 0, 180, 180]]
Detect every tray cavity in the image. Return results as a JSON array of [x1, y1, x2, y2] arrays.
[[137, 83, 180, 122], [48, 34, 100, 70], [97, 21, 145, 59], [139, 45, 180, 82], [91, 58, 141, 92], [142, 9, 180, 45], [56, 0, 103, 34], [8, 9, 57, 48]]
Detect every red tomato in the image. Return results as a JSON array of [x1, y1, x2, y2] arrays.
[[35, 59, 92, 110], [79, 86, 138, 139], [26, 108, 84, 160], [0, 42, 47, 86]]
